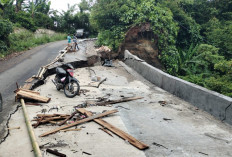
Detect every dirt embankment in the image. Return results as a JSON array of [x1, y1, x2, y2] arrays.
[[118, 23, 164, 70]]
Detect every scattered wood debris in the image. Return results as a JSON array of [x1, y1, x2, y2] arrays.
[[96, 78, 107, 88], [115, 105, 130, 110], [96, 96, 143, 106], [46, 148, 66, 157], [37, 114, 70, 118], [15, 89, 50, 103], [40, 142, 68, 149], [36, 47, 68, 80], [40, 109, 118, 137], [58, 110, 78, 126], [99, 127, 113, 137], [82, 151, 92, 156], [163, 118, 172, 121], [158, 101, 167, 106], [32, 114, 71, 128], [25, 102, 41, 106], [33, 116, 45, 128], [199, 152, 208, 156], [79, 89, 90, 95], [7, 127, 20, 130], [78, 108, 149, 150], [60, 128, 81, 132], [152, 142, 168, 149]]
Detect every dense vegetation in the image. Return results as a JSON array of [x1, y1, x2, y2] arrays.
[[90, 0, 232, 97]]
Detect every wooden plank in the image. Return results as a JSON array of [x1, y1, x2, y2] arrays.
[[36, 67, 43, 78], [37, 114, 70, 118], [99, 127, 113, 137], [39, 109, 118, 137], [58, 110, 78, 126], [38, 67, 46, 79], [16, 90, 50, 103], [96, 96, 143, 106], [33, 117, 45, 128], [43, 50, 68, 68], [32, 116, 69, 125], [78, 108, 149, 150], [18, 88, 40, 95], [60, 128, 81, 132], [46, 149, 66, 157], [26, 103, 41, 106]]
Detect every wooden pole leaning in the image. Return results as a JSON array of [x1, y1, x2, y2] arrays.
[[20, 99, 42, 157]]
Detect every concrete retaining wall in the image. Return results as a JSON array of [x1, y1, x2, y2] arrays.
[[124, 50, 232, 125]]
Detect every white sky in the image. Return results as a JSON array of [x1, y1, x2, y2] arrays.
[[50, 0, 81, 12]]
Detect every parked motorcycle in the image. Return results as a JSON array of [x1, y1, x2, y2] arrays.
[[52, 64, 80, 98]]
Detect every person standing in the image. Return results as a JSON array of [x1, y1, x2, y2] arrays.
[[67, 34, 72, 48], [73, 34, 79, 51]]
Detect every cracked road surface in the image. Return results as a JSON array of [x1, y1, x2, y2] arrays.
[[0, 40, 66, 136], [1, 40, 232, 157]]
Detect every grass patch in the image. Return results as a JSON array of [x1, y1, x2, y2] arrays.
[[0, 29, 66, 58]]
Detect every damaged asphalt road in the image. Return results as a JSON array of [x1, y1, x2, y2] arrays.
[[1, 39, 232, 157], [0, 40, 68, 138]]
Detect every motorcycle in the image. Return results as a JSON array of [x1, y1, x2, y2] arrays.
[[52, 64, 80, 98]]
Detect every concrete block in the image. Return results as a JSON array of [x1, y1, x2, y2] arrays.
[[124, 50, 232, 124], [225, 104, 232, 125], [161, 74, 177, 95], [146, 66, 163, 87], [174, 78, 231, 121]]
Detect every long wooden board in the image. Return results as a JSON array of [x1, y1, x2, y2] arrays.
[[78, 108, 149, 150], [16, 90, 50, 103], [17, 88, 40, 95], [40, 109, 118, 137], [96, 97, 143, 106]]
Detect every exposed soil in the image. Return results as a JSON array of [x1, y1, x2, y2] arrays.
[[118, 23, 164, 70]]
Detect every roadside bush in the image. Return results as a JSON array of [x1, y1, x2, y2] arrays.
[[205, 76, 232, 97], [8, 30, 34, 52], [0, 19, 13, 40], [8, 30, 66, 53], [96, 26, 125, 50]]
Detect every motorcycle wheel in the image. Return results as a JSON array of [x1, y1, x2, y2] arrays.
[[54, 76, 61, 91], [64, 81, 80, 98]]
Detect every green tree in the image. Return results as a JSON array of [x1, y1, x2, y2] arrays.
[[91, 0, 178, 51], [205, 20, 232, 59], [15, 0, 24, 12], [160, 0, 202, 49], [13, 11, 36, 31]]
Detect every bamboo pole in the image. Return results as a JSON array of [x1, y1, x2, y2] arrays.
[[20, 99, 42, 157]]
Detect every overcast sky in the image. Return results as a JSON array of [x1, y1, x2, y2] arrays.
[[50, 0, 81, 12]]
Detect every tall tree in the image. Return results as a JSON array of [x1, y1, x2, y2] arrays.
[[15, 0, 24, 12]]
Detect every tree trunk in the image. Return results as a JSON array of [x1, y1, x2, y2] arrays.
[[15, 0, 24, 12]]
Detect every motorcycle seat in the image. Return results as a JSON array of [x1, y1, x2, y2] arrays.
[[56, 67, 66, 75]]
